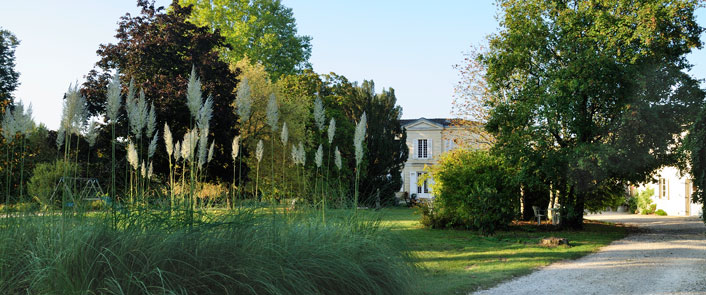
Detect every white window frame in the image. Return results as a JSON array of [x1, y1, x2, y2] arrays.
[[417, 139, 428, 159], [417, 172, 429, 194]]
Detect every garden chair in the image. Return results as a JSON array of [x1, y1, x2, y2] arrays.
[[532, 206, 546, 225]]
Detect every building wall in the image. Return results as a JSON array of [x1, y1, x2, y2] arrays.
[[401, 124, 443, 199], [400, 121, 471, 199], [640, 166, 702, 217]]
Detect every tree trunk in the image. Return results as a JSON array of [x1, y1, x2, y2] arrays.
[[521, 183, 550, 221], [562, 186, 585, 229]]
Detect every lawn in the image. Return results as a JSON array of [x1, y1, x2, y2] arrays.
[[377, 207, 629, 295]]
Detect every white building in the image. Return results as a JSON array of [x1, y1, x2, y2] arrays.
[[399, 118, 482, 200], [638, 166, 702, 217]]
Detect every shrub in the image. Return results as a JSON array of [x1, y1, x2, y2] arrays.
[[636, 188, 655, 214], [27, 160, 80, 207], [655, 209, 667, 216], [626, 195, 638, 213], [420, 149, 518, 234]]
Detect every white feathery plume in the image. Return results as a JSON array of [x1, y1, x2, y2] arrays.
[[186, 65, 203, 119], [12, 101, 33, 135], [72, 95, 88, 136], [148, 130, 158, 158], [207, 140, 214, 163], [182, 128, 199, 163], [327, 118, 336, 144], [266, 93, 279, 131], [106, 71, 122, 122], [354, 111, 367, 165], [137, 89, 148, 138], [174, 141, 182, 162], [21, 102, 34, 134], [181, 134, 192, 162], [256, 140, 264, 163], [127, 88, 143, 139], [298, 141, 306, 166], [164, 123, 173, 157], [141, 160, 146, 178], [146, 102, 156, 139], [197, 95, 213, 132], [315, 144, 323, 168], [56, 127, 65, 150], [235, 77, 252, 121], [291, 143, 298, 165], [2, 106, 15, 143], [127, 141, 139, 170], [280, 122, 288, 145], [148, 161, 154, 179], [198, 127, 208, 168], [62, 84, 87, 135], [335, 146, 342, 170], [313, 96, 325, 131], [60, 84, 78, 132], [86, 120, 99, 148], [11, 101, 24, 133], [232, 135, 240, 160]]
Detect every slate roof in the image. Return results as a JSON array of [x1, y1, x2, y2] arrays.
[[400, 118, 454, 127]]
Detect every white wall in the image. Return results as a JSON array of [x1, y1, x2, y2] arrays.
[[642, 166, 702, 217]]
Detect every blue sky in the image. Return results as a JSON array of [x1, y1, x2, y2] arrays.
[[1, 1, 704, 130]]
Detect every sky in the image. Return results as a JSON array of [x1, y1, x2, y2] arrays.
[[1, 1, 705, 131]]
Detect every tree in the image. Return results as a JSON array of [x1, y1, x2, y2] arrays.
[[338, 80, 408, 206], [179, 0, 312, 80], [276, 71, 408, 206], [81, 0, 240, 183], [0, 28, 19, 107], [686, 105, 706, 220], [233, 57, 310, 197], [482, 0, 704, 228]]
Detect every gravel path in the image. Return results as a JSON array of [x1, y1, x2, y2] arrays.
[[473, 213, 706, 295]]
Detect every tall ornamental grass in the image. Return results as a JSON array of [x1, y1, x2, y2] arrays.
[[0, 211, 415, 295]]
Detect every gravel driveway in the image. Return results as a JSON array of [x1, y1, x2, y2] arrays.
[[473, 213, 706, 295]]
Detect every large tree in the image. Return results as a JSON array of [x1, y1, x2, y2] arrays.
[[276, 72, 408, 206], [81, 0, 240, 182], [686, 105, 706, 220], [179, 0, 312, 80], [483, 0, 704, 228], [0, 28, 19, 107]]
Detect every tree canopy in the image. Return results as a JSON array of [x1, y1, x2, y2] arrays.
[[179, 0, 312, 80], [81, 0, 240, 182], [482, 0, 704, 228], [0, 28, 19, 107]]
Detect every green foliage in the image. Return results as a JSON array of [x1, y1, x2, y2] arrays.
[[655, 209, 668, 216], [180, 0, 312, 79], [420, 149, 518, 234], [275, 72, 408, 207], [27, 160, 80, 206], [483, 0, 704, 228], [0, 27, 19, 105], [636, 188, 656, 214], [627, 194, 638, 214], [82, 1, 239, 184], [0, 211, 414, 294], [686, 104, 706, 220]]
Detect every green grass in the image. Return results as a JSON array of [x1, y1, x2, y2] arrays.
[[0, 208, 415, 295], [376, 207, 629, 295]]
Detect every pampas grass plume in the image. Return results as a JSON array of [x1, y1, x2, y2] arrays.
[[256, 140, 264, 163], [164, 123, 173, 157], [106, 72, 122, 122]]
